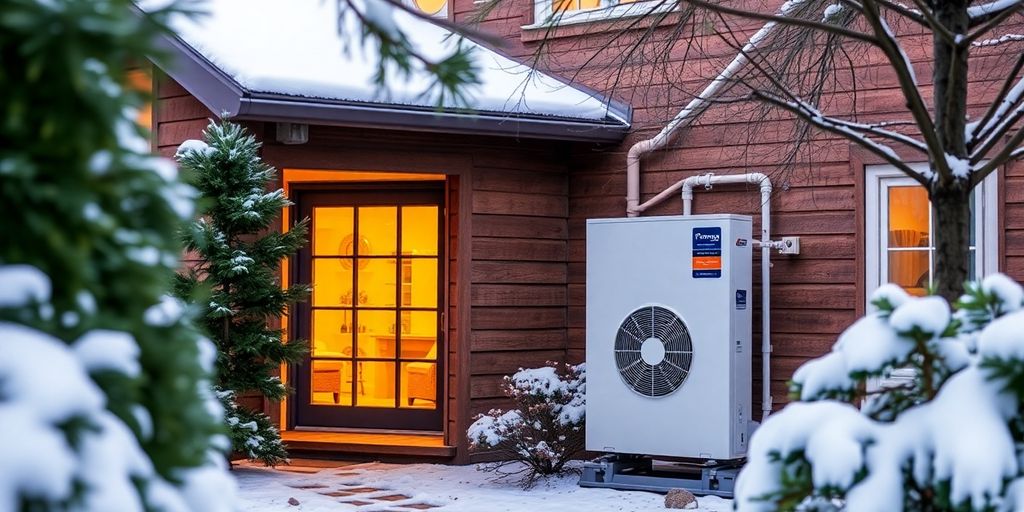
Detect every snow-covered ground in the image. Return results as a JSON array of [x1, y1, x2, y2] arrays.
[[235, 460, 733, 511]]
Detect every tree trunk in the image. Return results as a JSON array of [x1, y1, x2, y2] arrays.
[[930, 0, 972, 303], [931, 185, 972, 302]]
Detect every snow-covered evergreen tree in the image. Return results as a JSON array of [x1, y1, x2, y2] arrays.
[[174, 120, 309, 466], [736, 274, 1024, 511], [0, 1, 234, 510]]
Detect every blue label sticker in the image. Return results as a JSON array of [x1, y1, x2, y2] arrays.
[[692, 227, 722, 278], [736, 290, 747, 310]]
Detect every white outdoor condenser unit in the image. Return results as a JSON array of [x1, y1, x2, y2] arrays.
[[586, 214, 753, 461]]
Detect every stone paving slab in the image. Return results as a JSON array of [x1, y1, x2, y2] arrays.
[[237, 460, 444, 510]]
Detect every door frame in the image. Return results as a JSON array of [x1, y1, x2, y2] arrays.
[[289, 182, 447, 431]]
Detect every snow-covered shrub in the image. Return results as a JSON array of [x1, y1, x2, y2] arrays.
[[217, 388, 288, 466], [467, 362, 585, 488], [0, 268, 235, 512], [735, 274, 1024, 511]]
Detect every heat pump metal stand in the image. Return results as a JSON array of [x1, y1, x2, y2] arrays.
[[578, 455, 741, 498]]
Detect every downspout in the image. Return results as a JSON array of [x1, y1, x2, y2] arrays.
[[625, 14, 789, 217], [622, 8, 797, 424], [681, 173, 775, 422]]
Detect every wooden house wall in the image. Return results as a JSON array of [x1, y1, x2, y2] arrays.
[[466, 162, 570, 462], [452, 1, 1023, 412], [155, 75, 573, 462], [158, 0, 1023, 449]]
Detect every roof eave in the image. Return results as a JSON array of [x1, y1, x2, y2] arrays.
[[151, 32, 631, 144], [236, 93, 631, 143], [153, 32, 244, 119]]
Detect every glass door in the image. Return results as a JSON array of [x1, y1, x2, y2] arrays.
[[293, 187, 444, 431]]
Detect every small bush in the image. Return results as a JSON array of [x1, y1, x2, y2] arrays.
[[467, 362, 585, 488], [217, 388, 288, 466]]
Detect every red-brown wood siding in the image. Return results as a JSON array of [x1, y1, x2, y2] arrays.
[[468, 165, 570, 461], [452, 1, 1023, 413]]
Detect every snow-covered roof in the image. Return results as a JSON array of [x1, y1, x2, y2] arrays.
[[143, 0, 630, 142]]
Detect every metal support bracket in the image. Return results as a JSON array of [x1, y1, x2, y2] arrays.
[[579, 455, 742, 498]]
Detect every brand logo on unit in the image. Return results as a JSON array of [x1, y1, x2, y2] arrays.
[[692, 227, 722, 278]]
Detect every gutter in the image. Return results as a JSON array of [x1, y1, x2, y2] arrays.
[[236, 93, 631, 143]]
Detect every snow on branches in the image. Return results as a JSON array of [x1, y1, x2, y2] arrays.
[[0, 265, 235, 512], [468, 362, 586, 488], [173, 120, 310, 467], [736, 274, 1024, 511]]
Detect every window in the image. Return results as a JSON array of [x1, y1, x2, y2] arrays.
[[125, 68, 153, 133], [554, 0, 601, 12], [526, 0, 673, 28], [864, 163, 998, 389], [866, 163, 998, 302], [408, 0, 447, 17]]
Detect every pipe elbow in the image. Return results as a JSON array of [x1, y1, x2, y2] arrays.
[[748, 172, 772, 194], [627, 140, 653, 163], [680, 176, 700, 198]]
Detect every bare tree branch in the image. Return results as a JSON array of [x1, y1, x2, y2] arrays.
[[675, 0, 880, 44], [963, 1, 1024, 45], [751, 89, 929, 183], [973, 119, 1024, 182], [972, 33, 1024, 46], [702, 17, 929, 180], [729, 31, 927, 152], [967, 51, 1024, 150], [905, 0, 958, 43], [968, 0, 1024, 27], [971, 97, 1024, 163], [859, 0, 949, 176]]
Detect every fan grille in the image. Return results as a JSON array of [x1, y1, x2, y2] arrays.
[[614, 306, 693, 397]]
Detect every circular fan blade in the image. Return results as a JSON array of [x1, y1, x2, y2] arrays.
[[614, 306, 694, 397]]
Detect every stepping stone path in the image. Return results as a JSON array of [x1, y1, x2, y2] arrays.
[[276, 460, 441, 510]]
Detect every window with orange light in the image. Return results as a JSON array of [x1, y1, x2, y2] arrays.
[[126, 68, 153, 135], [531, 0, 665, 28], [866, 164, 998, 301], [407, 0, 447, 17]]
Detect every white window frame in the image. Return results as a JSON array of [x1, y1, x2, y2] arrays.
[[865, 162, 999, 303], [864, 162, 998, 388], [523, 0, 674, 29]]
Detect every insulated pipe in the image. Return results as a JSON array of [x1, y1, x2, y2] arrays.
[[625, 18, 784, 217], [680, 173, 774, 422]]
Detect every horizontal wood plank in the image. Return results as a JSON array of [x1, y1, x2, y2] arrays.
[[472, 190, 568, 218], [472, 238, 567, 262], [471, 307, 566, 330], [472, 214, 568, 240], [471, 329, 567, 352], [470, 261, 567, 284], [470, 284, 568, 306]]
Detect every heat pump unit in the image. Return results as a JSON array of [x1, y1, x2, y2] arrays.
[[586, 214, 752, 461]]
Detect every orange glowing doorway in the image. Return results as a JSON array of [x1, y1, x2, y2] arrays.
[[292, 184, 445, 431]]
